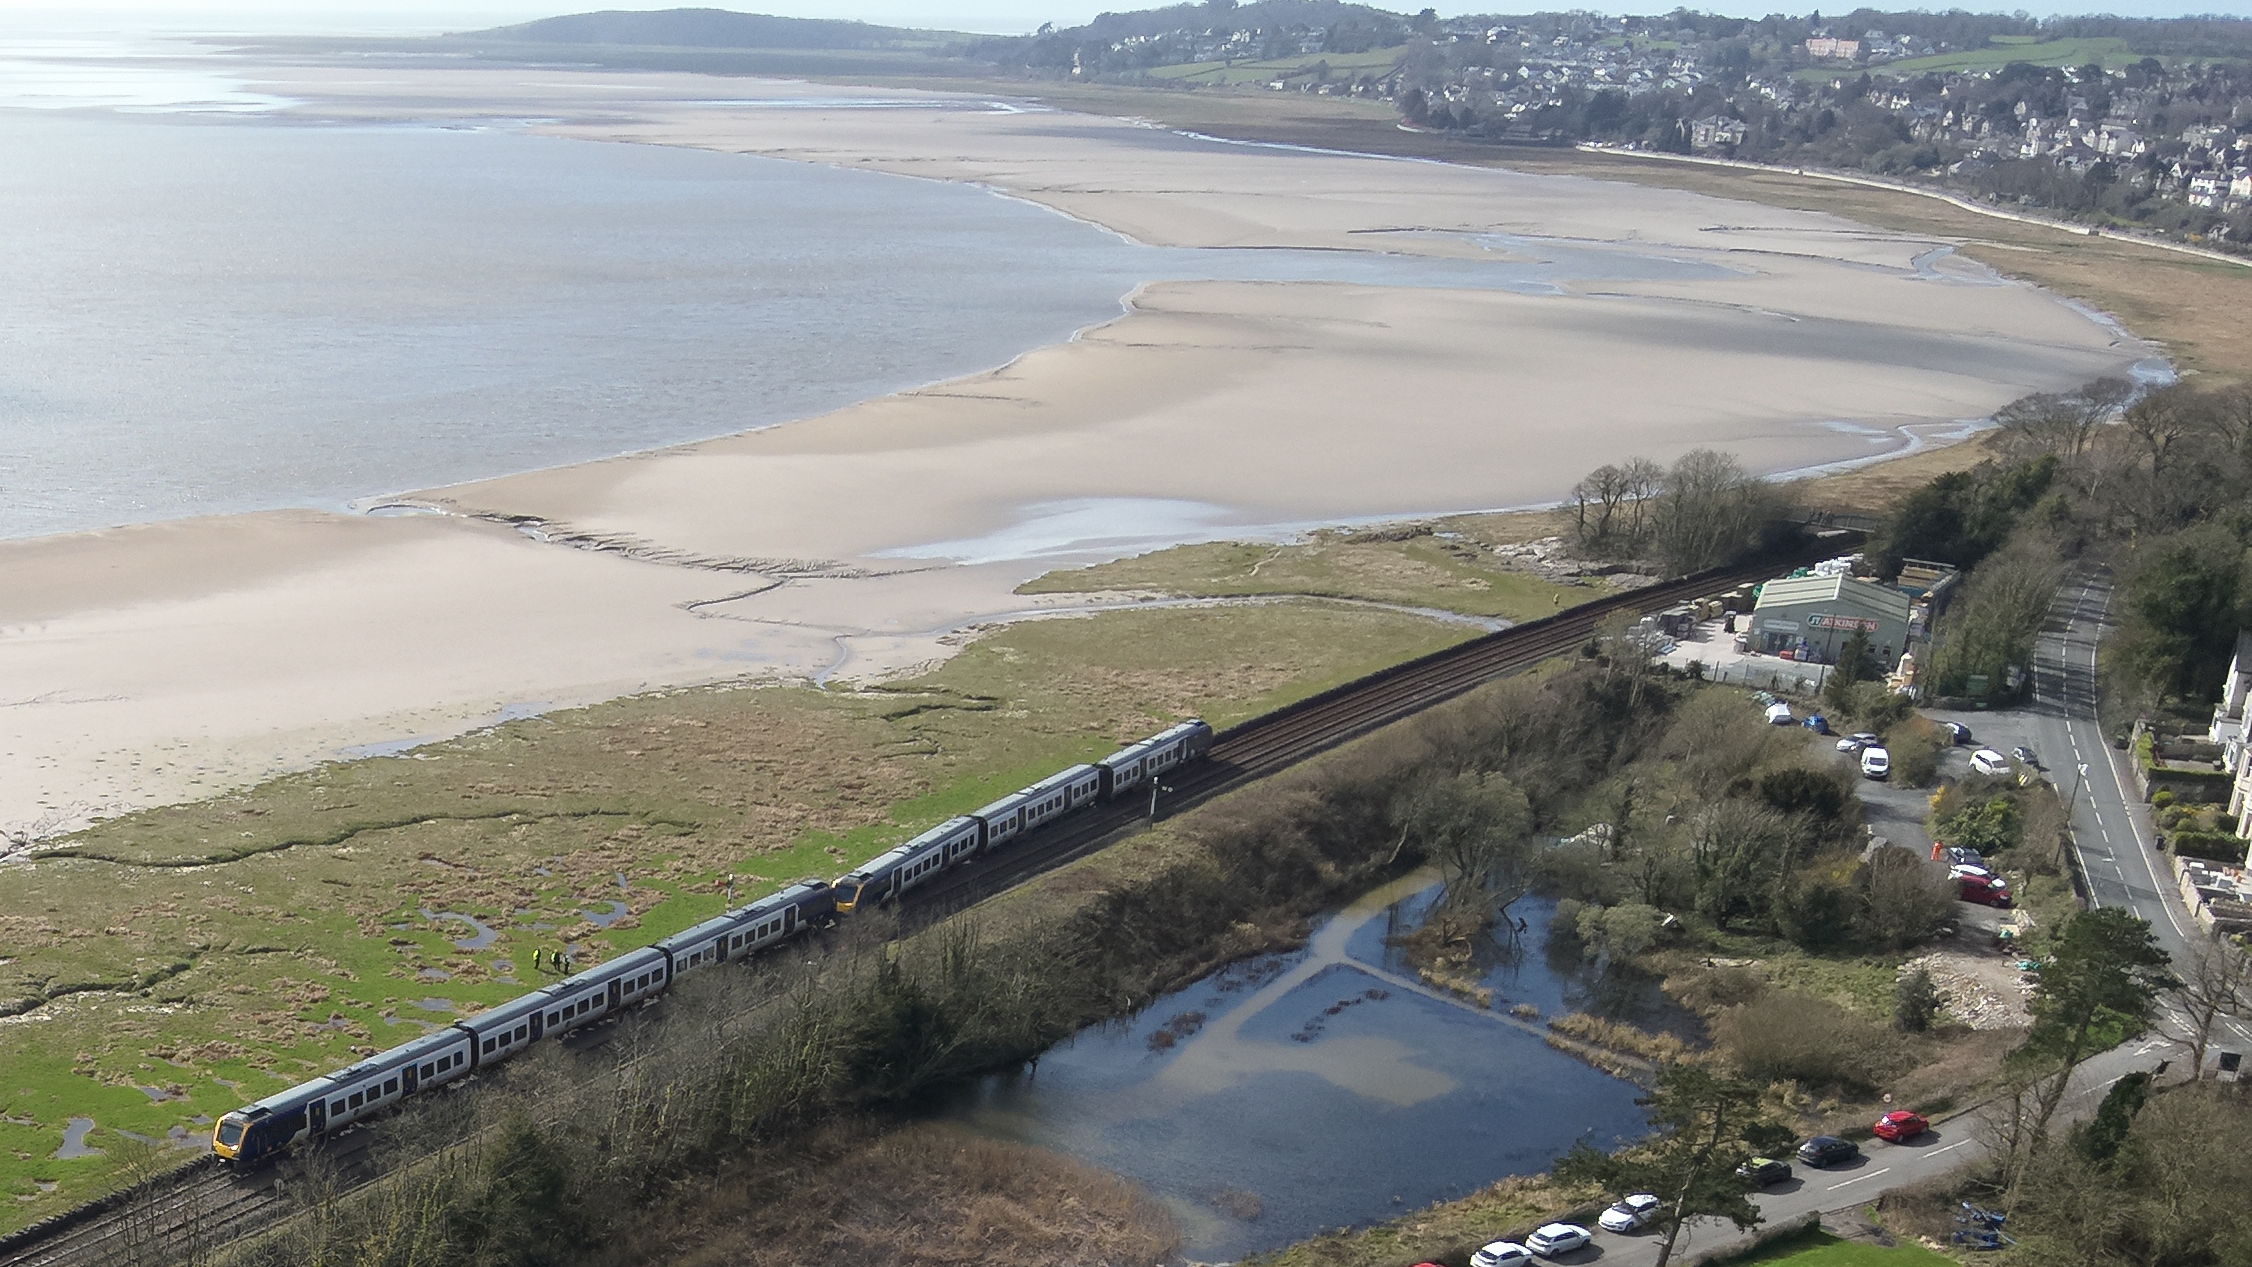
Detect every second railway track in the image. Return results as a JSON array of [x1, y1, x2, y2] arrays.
[[0, 539, 1845, 1267]]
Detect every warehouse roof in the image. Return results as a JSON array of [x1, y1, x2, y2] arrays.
[[1753, 574, 1912, 621]]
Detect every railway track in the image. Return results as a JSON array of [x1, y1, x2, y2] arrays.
[[0, 539, 1844, 1267]]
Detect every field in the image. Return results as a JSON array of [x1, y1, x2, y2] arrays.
[[1140, 48, 1403, 87], [0, 597, 1476, 1228], [1019, 517, 1600, 621], [1725, 1227, 1957, 1266], [1853, 35, 2139, 78]]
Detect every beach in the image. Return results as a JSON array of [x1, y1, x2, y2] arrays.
[[0, 61, 2153, 844]]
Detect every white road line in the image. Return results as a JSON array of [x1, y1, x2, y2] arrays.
[[1929, 1140, 1973, 1155], [1826, 1167, 1892, 1191]]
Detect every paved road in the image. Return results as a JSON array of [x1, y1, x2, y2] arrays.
[[1524, 569, 2249, 1267]]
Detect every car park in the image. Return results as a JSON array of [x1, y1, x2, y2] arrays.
[[1861, 746, 1891, 780], [1765, 702, 1795, 725], [1873, 1110, 1929, 1141], [1737, 1156, 1793, 1186], [1797, 1135, 1861, 1167], [1970, 748, 2010, 777], [1471, 1241, 1533, 1267], [1598, 1193, 1662, 1232], [1525, 1223, 1593, 1258], [1941, 721, 1973, 745]]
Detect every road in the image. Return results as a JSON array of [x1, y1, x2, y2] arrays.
[[1540, 568, 2249, 1267]]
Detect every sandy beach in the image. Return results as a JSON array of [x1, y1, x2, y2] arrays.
[[0, 62, 2153, 843]]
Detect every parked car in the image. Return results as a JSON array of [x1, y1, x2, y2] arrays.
[[1737, 1156, 1793, 1186], [1873, 1110, 1929, 1141], [1851, 732, 1881, 748], [1525, 1223, 1593, 1258], [1861, 746, 1891, 780], [1955, 867, 2014, 908], [1970, 748, 2011, 777], [1470, 1244, 1532, 1267], [1797, 1135, 1861, 1167], [1941, 721, 1973, 745], [1765, 702, 1795, 725], [2011, 746, 2041, 769], [1598, 1194, 1662, 1233], [1803, 714, 1832, 735], [1938, 846, 1986, 869], [1836, 735, 1866, 753]]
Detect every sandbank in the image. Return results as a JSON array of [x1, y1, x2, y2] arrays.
[[0, 61, 2153, 843]]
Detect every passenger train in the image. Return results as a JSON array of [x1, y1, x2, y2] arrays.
[[210, 719, 1213, 1165]]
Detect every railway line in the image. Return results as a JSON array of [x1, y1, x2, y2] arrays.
[[0, 538, 1845, 1267]]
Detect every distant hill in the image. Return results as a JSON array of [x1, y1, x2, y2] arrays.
[[472, 8, 946, 49]]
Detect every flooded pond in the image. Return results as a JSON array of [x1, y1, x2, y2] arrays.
[[926, 873, 1668, 1261]]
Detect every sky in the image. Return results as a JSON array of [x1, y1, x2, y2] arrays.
[[6, 0, 2252, 39]]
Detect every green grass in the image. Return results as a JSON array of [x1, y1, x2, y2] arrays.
[[1869, 36, 2138, 77], [1724, 1227, 1957, 1266], [1141, 49, 1403, 87], [1018, 525, 1599, 622], [0, 599, 1472, 1230]]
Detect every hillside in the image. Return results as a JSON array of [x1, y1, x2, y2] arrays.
[[471, 8, 952, 49]]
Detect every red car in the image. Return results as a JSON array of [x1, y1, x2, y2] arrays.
[[1873, 1110, 1929, 1142], [1953, 866, 2014, 908]]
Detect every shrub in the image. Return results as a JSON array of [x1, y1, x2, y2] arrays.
[[1888, 721, 1946, 788], [2171, 831, 2249, 865], [1858, 846, 1955, 950], [1711, 992, 1893, 1094], [2153, 789, 2176, 810], [1894, 966, 1943, 1034]]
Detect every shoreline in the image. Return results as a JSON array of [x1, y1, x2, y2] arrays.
[[0, 61, 2156, 844]]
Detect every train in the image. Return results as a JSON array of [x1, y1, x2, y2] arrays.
[[209, 719, 1213, 1166]]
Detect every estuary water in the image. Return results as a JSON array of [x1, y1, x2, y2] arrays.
[[0, 106, 1737, 540]]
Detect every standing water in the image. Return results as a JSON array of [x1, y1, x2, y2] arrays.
[[928, 873, 1661, 1260]]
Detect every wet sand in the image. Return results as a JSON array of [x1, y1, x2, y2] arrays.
[[0, 63, 2153, 842]]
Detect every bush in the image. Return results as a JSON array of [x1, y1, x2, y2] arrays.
[[1858, 846, 1955, 950], [1887, 721, 1945, 788], [2171, 831, 2248, 865], [1711, 992, 1894, 1094], [1894, 966, 1943, 1034]]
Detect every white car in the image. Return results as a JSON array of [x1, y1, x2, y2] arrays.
[[1472, 1240, 1534, 1267], [1835, 735, 1865, 753], [1970, 748, 2010, 777], [1526, 1222, 1594, 1258], [1765, 702, 1794, 725], [1598, 1193, 1662, 1232], [1861, 746, 1891, 780]]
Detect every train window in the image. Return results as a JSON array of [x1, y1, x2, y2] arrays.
[[332, 1100, 345, 1115], [421, 1063, 434, 1079], [482, 1038, 495, 1053], [385, 1078, 398, 1095], [349, 1092, 364, 1109], [513, 1024, 527, 1041]]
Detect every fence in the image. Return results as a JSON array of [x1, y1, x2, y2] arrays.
[[1692, 659, 1832, 696]]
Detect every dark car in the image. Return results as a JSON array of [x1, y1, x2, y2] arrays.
[[2011, 746, 2041, 768], [1737, 1156, 1793, 1186], [1797, 1135, 1861, 1167], [1803, 714, 1832, 735], [1941, 721, 1973, 745]]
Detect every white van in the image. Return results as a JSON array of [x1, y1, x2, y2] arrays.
[[1970, 748, 2010, 777], [1765, 702, 1794, 726], [1861, 747, 1892, 780]]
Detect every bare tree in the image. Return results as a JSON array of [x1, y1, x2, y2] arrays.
[[2165, 939, 2252, 1079]]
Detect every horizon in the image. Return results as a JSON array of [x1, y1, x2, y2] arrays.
[[7, 0, 2252, 40]]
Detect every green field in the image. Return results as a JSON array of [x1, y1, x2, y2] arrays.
[[1019, 519, 1598, 620], [1867, 35, 2139, 77], [1726, 1228, 1958, 1266], [1141, 48, 1403, 87], [0, 583, 1507, 1229]]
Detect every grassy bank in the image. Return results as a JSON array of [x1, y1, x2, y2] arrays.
[[0, 599, 1470, 1228]]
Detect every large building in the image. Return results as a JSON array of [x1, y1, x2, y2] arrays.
[[2207, 631, 2252, 845], [1748, 573, 1913, 669]]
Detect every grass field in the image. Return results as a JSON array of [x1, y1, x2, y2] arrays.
[[1140, 48, 1402, 87], [1018, 518, 1600, 620], [1726, 1227, 1957, 1266], [0, 598, 1474, 1229], [1854, 35, 2139, 78]]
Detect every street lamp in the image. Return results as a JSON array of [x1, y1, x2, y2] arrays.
[[1148, 780, 1172, 821], [2061, 762, 2091, 872]]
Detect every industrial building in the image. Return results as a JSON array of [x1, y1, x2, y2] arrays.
[[1747, 573, 1914, 669]]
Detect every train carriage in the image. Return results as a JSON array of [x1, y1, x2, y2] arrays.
[[213, 1028, 472, 1165], [458, 992, 550, 1070], [536, 946, 669, 1039], [973, 791, 1030, 851], [656, 879, 832, 978], [1099, 719, 1213, 799], [1019, 764, 1100, 834], [832, 817, 978, 913]]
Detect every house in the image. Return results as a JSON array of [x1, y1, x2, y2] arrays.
[[1804, 36, 1860, 60], [2189, 171, 2227, 208], [1689, 115, 1748, 150], [2096, 123, 2144, 156], [1748, 573, 1914, 669], [2207, 632, 2252, 843], [2231, 168, 2252, 201]]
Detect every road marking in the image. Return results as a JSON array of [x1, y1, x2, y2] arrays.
[[1929, 1140, 1973, 1155], [1826, 1167, 1892, 1191]]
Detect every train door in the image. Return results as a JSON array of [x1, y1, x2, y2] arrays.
[[308, 1097, 327, 1135]]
